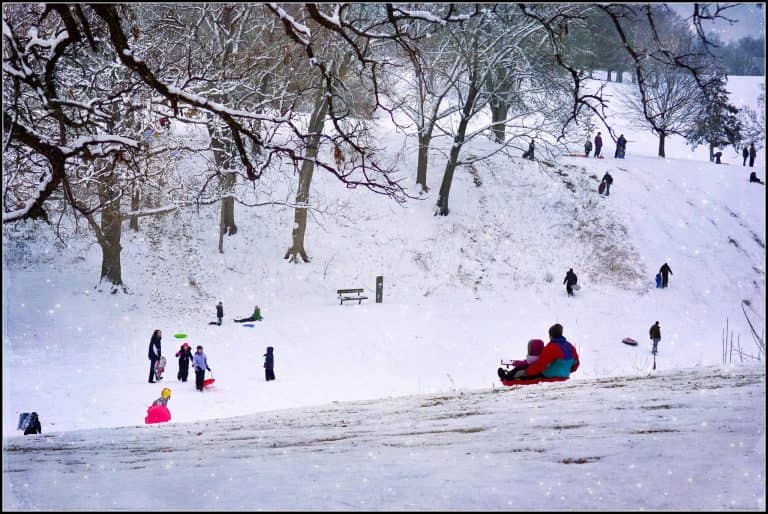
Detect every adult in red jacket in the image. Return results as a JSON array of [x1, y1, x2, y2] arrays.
[[514, 323, 579, 379]]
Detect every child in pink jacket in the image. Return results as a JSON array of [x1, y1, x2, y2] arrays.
[[498, 339, 544, 380]]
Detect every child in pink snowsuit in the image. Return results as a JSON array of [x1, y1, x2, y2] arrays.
[[498, 339, 544, 380]]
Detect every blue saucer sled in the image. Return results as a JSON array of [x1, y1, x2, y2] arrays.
[[622, 337, 639, 346]]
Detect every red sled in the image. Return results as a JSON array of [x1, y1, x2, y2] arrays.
[[500, 376, 569, 387], [622, 337, 639, 346], [598, 181, 606, 194], [203, 371, 215, 388], [145, 404, 171, 424]]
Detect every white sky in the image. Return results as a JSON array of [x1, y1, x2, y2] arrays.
[[669, 2, 766, 42]]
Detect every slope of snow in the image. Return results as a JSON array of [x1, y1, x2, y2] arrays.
[[2, 72, 765, 509], [3, 365, 765, 510]]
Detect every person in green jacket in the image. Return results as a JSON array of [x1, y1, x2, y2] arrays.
[[234, 305, 263, 323]]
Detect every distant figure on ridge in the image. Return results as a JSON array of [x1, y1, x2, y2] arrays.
[[742, 146, 749, 166], [749, 143, 757, 167], [614, 134, 626, 158], [659, 262, 673, 288], [522, 138, 535, 160], [594, 132, 603, 158], [563, 268, 578, 296], [584, 137, 592, 157]]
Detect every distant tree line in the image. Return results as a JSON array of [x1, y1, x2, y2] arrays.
[[711, 36, 766, 76]]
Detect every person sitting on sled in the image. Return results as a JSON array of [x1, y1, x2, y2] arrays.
[[234, 305, 263, 323], [511, 323, 579, 380], [498, 339, 544, 380], [152, 387, 172, 407]]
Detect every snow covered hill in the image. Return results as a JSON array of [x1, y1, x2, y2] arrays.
[[1, 72, 765, 501], [3, 365, 765, 510]]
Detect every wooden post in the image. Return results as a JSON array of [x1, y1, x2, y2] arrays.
[[376, 276, 383, 303]]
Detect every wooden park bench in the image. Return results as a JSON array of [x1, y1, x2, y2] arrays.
[[337, 288, 368, 305]]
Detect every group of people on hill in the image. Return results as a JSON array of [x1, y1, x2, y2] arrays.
[[584, 132, 627, 159], [148, 330, 213, 391]]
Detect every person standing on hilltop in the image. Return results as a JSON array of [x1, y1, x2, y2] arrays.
[[594, 132, 603, 158]]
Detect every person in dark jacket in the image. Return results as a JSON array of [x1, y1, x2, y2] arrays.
[[24, 412, 42, 435], [148, 329, 162, 383], [742, 146, 749, 166], [749, 171, 764, 184], [649, 321, 661, 355], [234, 305, 263, 323], [749, 143, 757, 167], [513, 323, 579, 380], [594, 132, 603, 158], [264, 346, 275, 381], [175, 342, 193, 382], [584, 137, 592, 157], [659, 262, 673, 288], [614, 134, 626, 158], [209, 301, 224, 325], [601, 171, 614, 195], [525, 139, 535, 160], [563, 268, 578, 296]]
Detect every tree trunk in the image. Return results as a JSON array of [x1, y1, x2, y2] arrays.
[[606, 69, 612, 82], [658, 131, 666, 158], [285, 94, 329, 263], [129, 184, 139, 231], [708, 142, 715, 162], [210, 121, 237, 253], [98, 172, 124, 291], [217, 172, 237, 254], [490, 101, 509, 144], [416, 131, 432, 194], [616, 68, 623, 83], [436, 81, 478, 216]]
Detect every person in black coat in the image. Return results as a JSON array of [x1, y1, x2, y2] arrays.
[[614, 134, 626, 158], [24, 412, 42, 435], [209, 301, 224, 325], [601, 171, 614, 195], [749, 143, 757, 167], [523, 139, 535, 160], [563, 268, 578, 296], [659, 262, 673, 288], [148, 329, 162, 383], [175, 342, 193, 382], [264, 346, 275, 381], [749, 171, 764, 184], [742, 146, 749, 166]]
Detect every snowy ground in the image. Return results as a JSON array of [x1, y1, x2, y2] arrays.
[[2, 74, 765, 510], [3, 365, 765, 510]]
